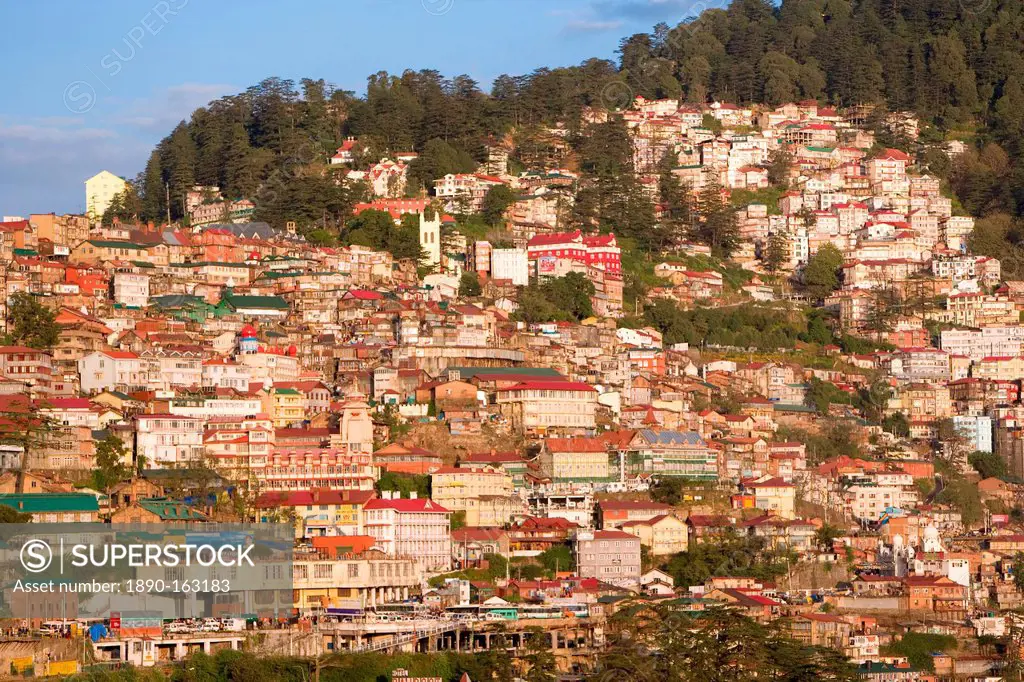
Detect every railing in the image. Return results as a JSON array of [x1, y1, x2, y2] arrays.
[[349, 621, 466, 653]]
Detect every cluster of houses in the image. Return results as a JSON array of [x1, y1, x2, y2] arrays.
[[5, 94, 1024, 679]]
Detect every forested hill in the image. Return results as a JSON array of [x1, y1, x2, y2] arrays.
[[126, 0, 1024, 242]]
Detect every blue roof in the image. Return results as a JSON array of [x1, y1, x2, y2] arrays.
[[637, 430, 706, 446]]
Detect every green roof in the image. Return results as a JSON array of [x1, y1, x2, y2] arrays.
[[13, 248, 38, 256], [130, 260, 155, 268], [150, 294, 207, 309], [137, 498, 208, 521], [272, 388, 301, 395], [805, 146, 836, 153], [223, 293, 290, 310], [85, 240, 149, 250], [257, 270, 303, 280], [447, 366, 563, 380], [170, 261, 250, 268], [0, 493, 98, 513]]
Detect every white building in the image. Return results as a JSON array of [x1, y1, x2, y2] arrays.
[[134, 414, 205, 467], [952, 415, 993, 453], [363, 493, 452, 572], [941, 327, 1024, 362], [113, 271, 150, 308], [419, 213, 441, 270], [201, 357, 252, 391], [490, 248, 529, 286], [78, 350, 145, 393]]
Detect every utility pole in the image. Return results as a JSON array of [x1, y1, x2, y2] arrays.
[[165, 182, 171, 225]]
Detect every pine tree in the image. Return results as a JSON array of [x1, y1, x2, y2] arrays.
[[163, 123, 197, 220], [693, 179, 739, 256], [140, 150, 166, 223], [763, 231, 789, 274]]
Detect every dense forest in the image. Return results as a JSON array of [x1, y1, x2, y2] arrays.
[[114, 0, 1024, 257]]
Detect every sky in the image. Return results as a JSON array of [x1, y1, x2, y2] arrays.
[[0, 0, 704, 217]]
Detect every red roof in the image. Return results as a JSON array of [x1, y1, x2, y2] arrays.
[[346, 289, 384, 300], [876, 148, 911, 161], [500, 381, 596, 393], [528, 230, 583, 247], [102, 350, 139, 359], [363, 498, 450, 513], [546, 437, 605, 453], [255, 489, 374, 508], [589, 530, 639, 540]]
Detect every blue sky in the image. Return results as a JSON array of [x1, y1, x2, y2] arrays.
[[0, 0, 701, 217]]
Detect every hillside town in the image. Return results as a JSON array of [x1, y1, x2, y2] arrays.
[[2, 88, 1023, 680]]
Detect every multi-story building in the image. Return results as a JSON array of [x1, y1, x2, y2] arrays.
[[626, 429, 717, 479], [527, 230, 622, 276], [575, 529, 642, 587], [940, 326, 1024, 362], [540, 437, 610, 483], [0, 346, 53, 394], [496, 380, 597, 433], [134, 413, 205, 467], [618, 514, 688, 555], [84, 170, 127, 222], [490, 248, 529, 286], [292, 551, 422, 611], [255, 489, 374, 538], [112, 270, 150, 308], [429, 466, 514, 512], [952, 415, 993, 453], [362, 493, 452, 572]]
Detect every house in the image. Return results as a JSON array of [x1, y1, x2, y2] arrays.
[[110, 498, 208, 524], [639, 568, 675, 596], [496, 380, 597, 434], [788, 613, 852, 649], [507, 516, 579, 556], [255, 489, 374, 538], [735, 476, 797, 518], [541, 437, 610, 483], [0, 492, 100, 522], [686, 514, 735, 544], [598, 499, 675, 529], [627, 429, 717, 480], [703, 588, 783, 622], [363, 493, 452, 571], [619, 514, 688, 555], [575, 530, 642, 587], [451, 527, 511, 566], [460, 451, 532, 487], [372, 442, 443, 475], [79, 350, 145, 393]]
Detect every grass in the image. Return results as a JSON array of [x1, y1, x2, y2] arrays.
[[729, 186, 785, 214]]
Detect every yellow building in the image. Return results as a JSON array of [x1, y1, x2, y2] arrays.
[[85, 170, 127, 222], [619, 514, 688, 555], [541, 437, 610, 483], [430, 466, 514, 512], [741, 476, 797, 519], [261, 386, 305, 427]]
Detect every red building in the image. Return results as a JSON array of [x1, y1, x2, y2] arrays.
[[527, 230, 621, 274]]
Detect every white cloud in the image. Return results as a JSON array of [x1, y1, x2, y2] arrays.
[[565, 18, 624, 32], [110, 82, 236, 132], [0, 81, 236, 215]]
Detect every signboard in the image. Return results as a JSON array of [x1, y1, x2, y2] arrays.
[[109, 612, 121, 630], [392, 670, 442, 682]]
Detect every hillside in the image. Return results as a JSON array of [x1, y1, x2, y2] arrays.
[[108, 0, 1024, 260]]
